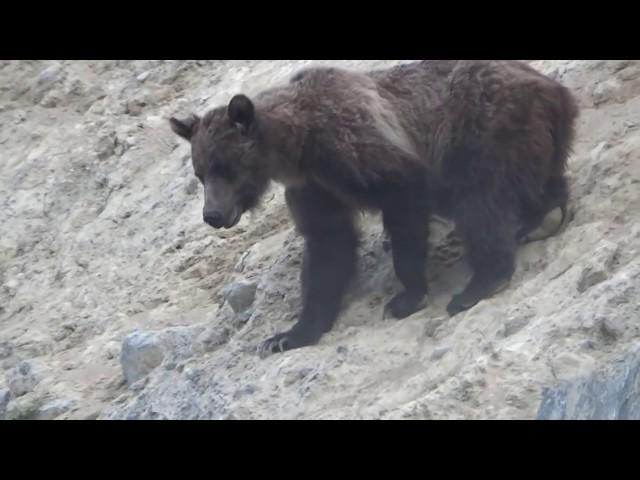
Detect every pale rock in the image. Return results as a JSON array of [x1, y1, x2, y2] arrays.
[[538, 347, 640, 419], [223, 281, 258, 314], [120, 331, 165, 386], [136, 71, 151, 83], [120, 326, 203, 386], [7, 361, 40, 397], [592, 78, 623, 105], [0, 388, 10, 419], [37, 399, 74, 420], [0, 341, 12, 360]]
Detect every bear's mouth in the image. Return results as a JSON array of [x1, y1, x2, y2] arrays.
[[224, 208, 242, 229]]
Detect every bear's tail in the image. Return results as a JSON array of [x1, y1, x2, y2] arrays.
[[549, 84, 579, 178]]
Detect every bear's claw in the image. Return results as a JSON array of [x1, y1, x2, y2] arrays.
[[258, 333, 291, 358]]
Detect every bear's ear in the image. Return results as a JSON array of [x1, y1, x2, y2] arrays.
[[227, 94, 255, 131], [169, 114, 200, 141]]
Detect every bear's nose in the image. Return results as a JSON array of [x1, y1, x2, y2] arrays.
[[203, 211, 224, 229]]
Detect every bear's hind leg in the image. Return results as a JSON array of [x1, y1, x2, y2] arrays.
[[517, 176, 570, 244], [447, 195, 518, 316]]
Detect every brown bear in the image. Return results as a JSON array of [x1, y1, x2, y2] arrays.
[[169, 60, 579, 357]]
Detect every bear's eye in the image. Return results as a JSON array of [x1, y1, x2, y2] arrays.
[[212, 163, 236, 181]]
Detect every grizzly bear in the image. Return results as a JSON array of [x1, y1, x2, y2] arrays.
[[170, 60, 579, 357]]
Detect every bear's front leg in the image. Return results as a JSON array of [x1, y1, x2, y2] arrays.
[[259, 184, 357, 358], [382, 200, 430, 319]]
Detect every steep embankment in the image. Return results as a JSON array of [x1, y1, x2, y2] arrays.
[[0, 60, 638, 420]]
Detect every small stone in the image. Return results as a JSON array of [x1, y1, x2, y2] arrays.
[[96, 133, 116, 160], [36, 65, 61, 85], [600, 317, 624, 341], [424, 316, 446, 337], [85, 84, 106, 101], [62, 362, 76, 371], [0, 388, 10, 420], [38, 399, 74, 420], [7, 361, 40, 397], [136, 71, 151, 82], [0, 340, 12, 360], [223, 281, 258, 313], [592, 78, 622, 106], [52, 330, 69, 342], [505, 392, 527, 409], [114, 142, 126, 156], [242, 384, 257, 395], [580, 339, 597, 351], [104, 341, 120, 360], [121, 326, 200, 382], [52, 322, 77, 342], [87, 100, 105, 115], [125, 100, 146, 116], [503, 316, 530, 337], [64, 79, 84, 96], [184, 367, 204, 384], [234, 311, 252, 325], [284, 367, 315, 387], [83, 410, 101, 420], [194, 327, 230, 354], [5, 397, 41, 420], [40, 92, 61, 108], [550, 352, 594, 380], [430, 346, 450, 361], [336, 345, 348, 355], [130, 376, 149, 392], [577, 267, 608, 294], [120, 331, 164, 386], [233, 384, 257, 399]]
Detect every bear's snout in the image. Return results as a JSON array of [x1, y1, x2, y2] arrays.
[[203, 211, 225, 229], [203, 207, 241, 230]]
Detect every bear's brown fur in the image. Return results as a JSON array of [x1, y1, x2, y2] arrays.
[[170, 60, 579, 356]]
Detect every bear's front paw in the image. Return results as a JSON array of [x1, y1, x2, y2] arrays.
[[258, 333, 292, 358], [258, 327, 320, 359], [446, 293, 478, 317]]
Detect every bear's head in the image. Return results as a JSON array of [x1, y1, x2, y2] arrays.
[[170, 94, 270, 229]]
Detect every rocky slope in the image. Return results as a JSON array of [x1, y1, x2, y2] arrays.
[[0, 60, 639, 420]]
